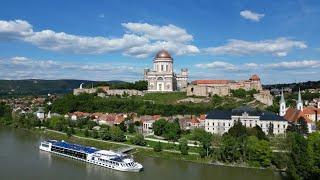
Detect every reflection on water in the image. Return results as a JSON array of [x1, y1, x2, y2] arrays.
[[0, 127, 283, 180]]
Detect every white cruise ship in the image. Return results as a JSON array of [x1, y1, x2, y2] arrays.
[[39, 140, 143, 172]]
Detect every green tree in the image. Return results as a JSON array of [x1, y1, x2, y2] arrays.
[[110, 126, 125, 142], [179, 138, 189, 155], [308, 132, 320, 178], [100, 129, 111, 140], [267, 122, 274, 136], [163, 120, 181, 141], [287, 132, 313, 179], [91, 130, 99, 139], [130, 134, 146, 146], [84, 128, 89, 137], [153, 141, 162, 152], [227, 121, 247, 138], [246, 136, 272, 167], [153, 119, 167, 136], [128, 123, 135, 133], [118, 121, 127, 132], [247, 125, 268, 140], [219, 135, 241, 162]]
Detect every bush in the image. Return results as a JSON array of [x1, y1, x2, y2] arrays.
[[179, 138, 189, 155], [130, 134, 146, 146], [110, 126, 125, 142], [153, 141, 162, 152]]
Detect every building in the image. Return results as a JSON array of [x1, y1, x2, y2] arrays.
[[187, 74, 263, 97], [281, 89, 319, 133], [144, 50, 188, 92], [35, 107, 45, 120], [205, 107, 288, 135]]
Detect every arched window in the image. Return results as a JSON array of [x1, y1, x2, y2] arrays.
[[157, 77, 164, 81]]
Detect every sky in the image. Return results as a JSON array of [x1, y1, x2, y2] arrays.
[[0, 0, 319, 84]]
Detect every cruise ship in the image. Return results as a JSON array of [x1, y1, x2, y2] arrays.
[[39, 140, 143, 172]]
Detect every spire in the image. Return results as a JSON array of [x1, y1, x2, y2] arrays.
[[280, 88, 285, 103], [297, 88, 303, 111], [298, 88, 302, 103], [279, 88, 286, 116]]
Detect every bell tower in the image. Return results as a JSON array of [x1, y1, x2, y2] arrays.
[[279, 88, 286, 116], [297, 88, 303, 111]]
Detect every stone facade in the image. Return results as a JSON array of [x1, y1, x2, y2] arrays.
[[187, 74, 263, 97], [253, 90, 274, 106], [144, 50, 188, 92]]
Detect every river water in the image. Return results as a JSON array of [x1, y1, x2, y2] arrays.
[[0, 127, 283, 180]]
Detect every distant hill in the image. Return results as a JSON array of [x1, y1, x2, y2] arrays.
[[0, 79, 125, 97], [263, 80, 320, 91]]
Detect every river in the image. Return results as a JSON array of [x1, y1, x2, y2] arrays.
[[0, 127, 283, 180]]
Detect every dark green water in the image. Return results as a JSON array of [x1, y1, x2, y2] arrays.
[[0, 128, 283, 180]]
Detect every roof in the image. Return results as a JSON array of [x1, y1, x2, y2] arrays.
[[191, 80, 231, 85], [260, 112, 286, 121], [231, 106, 260, 116], [155, 50, 172, 59], [249, 74, 260, 81], [206, 107, 286, 121], [206, 110, 232, 119], [303, 107, 320, 114], [284, 108, 312, 123], [48, 140, 98, 154]]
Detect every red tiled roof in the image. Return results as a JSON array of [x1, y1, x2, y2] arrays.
[[249, 74, 260, 81], [303, 107, 320, 114], [191, 80, 231, 85], [284, 108, 312, 123]]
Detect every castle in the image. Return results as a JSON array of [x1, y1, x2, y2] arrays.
[[187, 74, 263, 97], [143, 50, 188, 92]]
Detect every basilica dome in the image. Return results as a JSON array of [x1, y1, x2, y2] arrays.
[[155, 50, 172, 59]]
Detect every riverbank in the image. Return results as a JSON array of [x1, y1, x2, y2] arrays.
[[39, 128, 282, 171]]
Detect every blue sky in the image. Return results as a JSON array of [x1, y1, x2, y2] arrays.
[[0, 0, 319, 84]]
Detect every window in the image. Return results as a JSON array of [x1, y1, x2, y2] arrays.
[[161, 65, 164, 71], [166, 65, 168, 71]]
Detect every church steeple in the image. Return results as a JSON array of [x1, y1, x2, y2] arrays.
[[279, 88, 286, 116], [297, 88, 303, 111]]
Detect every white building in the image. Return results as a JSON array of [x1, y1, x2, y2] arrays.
[[144, 50, 188, 92], [205, 107, 288, 135]]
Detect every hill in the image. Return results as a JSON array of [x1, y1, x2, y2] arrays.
[[0, 79, 125, 97], [264, 80, 320, 91]]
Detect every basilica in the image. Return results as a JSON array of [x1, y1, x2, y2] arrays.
[[143, 50, 188, 92]]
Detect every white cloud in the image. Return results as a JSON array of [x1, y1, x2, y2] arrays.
[[195, 60, 320, 71], [265, 60, 320, 69], [0, 19, 199, 58], [0, 56, 142, 81], [195, 61, 238, 71], [122, 22, 193, 42], [204, 38, 307, 57], [240, 10, 265, 22], [0, 20, 33, 40]]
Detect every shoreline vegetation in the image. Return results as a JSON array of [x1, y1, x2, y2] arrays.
[[2, 96, 320, 179]]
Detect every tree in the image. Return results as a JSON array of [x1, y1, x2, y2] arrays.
[[191, 128, 212, 157], [84, 128, 89, 137], [153, 119, 167, 136], [130, 134, 146, 146], [128, 123, 135, 133], [179, 138, 189, 155], [308, 132, 320, 178], [91, 130, 99, 139], [286, 132, 313, 179], [110, 126, 126, 142], [163, 121, 181, 141], [100, 129, 111, 140], [247, 125, 268, 140], [219, 134, 241, 162], [153, 141, 162, 152], [118, 121, 127, 132], [268, 122, 274, 136], [227, 121, 247, 138], [246, 136, 272, 167]]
